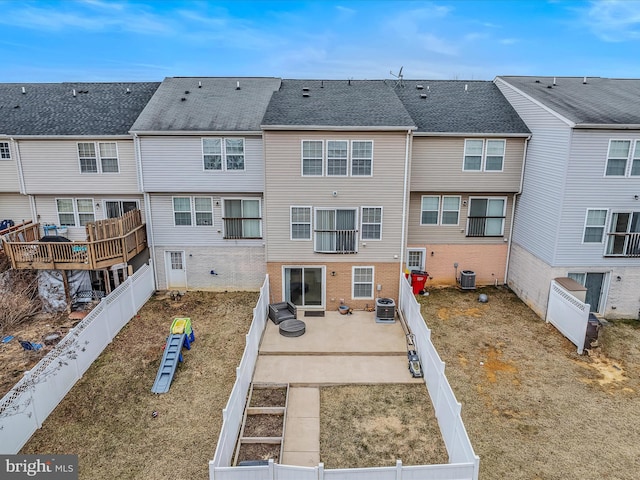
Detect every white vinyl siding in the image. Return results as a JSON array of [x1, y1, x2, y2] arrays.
[[202, 138, 245, 171], [0, 142, 10, 159], [291, 206, 312, 240], [352, 266, 374, 299], [56, 198, 95, 227], [421, 196, 439, 225], [361, 207, 382, 240], [78, 142, 119, 174], [583, 209, 607, 243], [173, 196, 213, 226], [463, 139, 505, 172]]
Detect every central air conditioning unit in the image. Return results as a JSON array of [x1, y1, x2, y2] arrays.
[[460, 270, 476, 290], [375, 297, 396, 323]]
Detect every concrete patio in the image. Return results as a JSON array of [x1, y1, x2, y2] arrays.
[[253, 309, 423, 466]]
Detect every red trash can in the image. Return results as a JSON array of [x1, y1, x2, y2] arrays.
[[411, 270, 428, 294]]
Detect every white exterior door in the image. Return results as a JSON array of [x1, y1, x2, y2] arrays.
[[165, 251, 187, 290]]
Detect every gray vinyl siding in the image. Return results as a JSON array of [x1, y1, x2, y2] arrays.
[[139, 135, 264, 192], [0, 141, 20, 192], [148, 193, 264, 247], [263, 131, 408, 263], [407, 191, 513, 244], [17, 139, 139, 195], [555, 128, 640, 267], [410, 136, 525, 192], [31, 194, 145, 241], [0, 193, 31, 223], [496, 79, 572, 264]]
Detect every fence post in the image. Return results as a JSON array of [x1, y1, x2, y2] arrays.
[[395, 459, 402, 480], [318, 462, 324, 480]]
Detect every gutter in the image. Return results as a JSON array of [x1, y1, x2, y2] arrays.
[[261, 125, 417, 132], [7, 135, 132, 140], [573, 123, 640, 130], [398, 129, 412, 296], [130, 130, 263, 136], [504, 135, 531, 285], [413, 132, 530, 138]]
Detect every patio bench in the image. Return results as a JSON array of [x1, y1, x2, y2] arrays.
[[268, 301, 297, 325]]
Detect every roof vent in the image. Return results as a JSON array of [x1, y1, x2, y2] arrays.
[[416, 84, 424, 90], [126, 87, 131, 94], [321, 80, 324, 88], [302, 92, 310, 97], [547, 85, 553, 89], [427, 85, 430, 91], [198, 81, 202, 88], [236, 81, 241, 90], [21, 86, 26, 94], [583, 76, 588, 84], [181, 97, 186, 101], [464, 84, 468, 92], [72, 89, 76, 97], [302, 87, 310, 92], [185, 90, 190, 94], [535, 80, 540, 83], [553, 77, 557, 86], [420, 93, 427, 99], [348, 79, 351, 86]]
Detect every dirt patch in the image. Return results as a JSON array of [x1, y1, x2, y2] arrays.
[[419, 286, 640, 480], [20, 290, 258, 480], [320, 384, 448, 468], [250, 386, 287, 407], [236, 442, 280, 464], [243, 414, 284, 437]]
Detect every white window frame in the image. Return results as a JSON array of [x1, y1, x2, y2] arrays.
[[582, 208, 608, 244], [314, 207, 358, 253], [604, 139, 632, 177], [301, 140, 324, 177], [466, 196, 507, 237], [172, 196, 214, 227], [351, 140, 374, 176], [103, 199, 140, 219], [0, 141, 10, 160], [463, 139, 505, 172], [326, 140, 349, 177], [56, 197, 95, 227], [222, 198, 262, 239], [406, 248, 426, 272], [77, 142, 119, 174], [605, 210, 640, 255], [441, 195, 461, 225], [361, 206, 383, 240], [202, 137, 245, 172], [290, 206, 312, 240], [632, 140, 640, 176], [420, 196, 440, 225], [352, 266, 374, 299]]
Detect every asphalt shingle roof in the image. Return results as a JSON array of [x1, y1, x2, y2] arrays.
[[0, 82, 160, 136], [261, 79, 416, 128], [131, 77, 282, 132], [498, 76, 640, 125], [394, 80, 530, 134]]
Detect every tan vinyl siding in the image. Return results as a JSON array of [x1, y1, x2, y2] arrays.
[[407, 191, 513, 244], [139, 135, 264, 192], [18, 139, 139, 195], [410, 136, 525, 192], [0, 193, 31, 223], [0, 141, 21, 192], [264, 131, 408, 263]]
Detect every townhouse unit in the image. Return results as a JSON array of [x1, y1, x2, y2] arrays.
[[395, 80, 530, 285], [261, 80, 416, 311], [131, 77, 281, 291], [0, 82, 159, 239], [496, 76, 640, 319]]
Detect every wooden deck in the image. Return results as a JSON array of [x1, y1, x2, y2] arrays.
[[1, 210, 147, 271]]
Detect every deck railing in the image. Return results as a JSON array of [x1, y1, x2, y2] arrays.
[[1, 210, 147, 270], [605, 232, 640, 257]]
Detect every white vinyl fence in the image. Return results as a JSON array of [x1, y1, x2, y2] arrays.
[[546, 280, 590, 354], [0, 263, 155, 454], [210, 276, 479, 480]]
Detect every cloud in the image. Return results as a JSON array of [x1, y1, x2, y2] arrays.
[[386, 4, 458, 55], [499, 38, 519, 45], [582, 0, 640, 41]]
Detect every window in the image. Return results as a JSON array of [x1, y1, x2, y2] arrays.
[[173, 197, 214, 226], [327, 140, 348, 176], [353, 266, 374, 299], [0, 142, 10, 159], [606, 211, 640, 256], [441, 196, 460, 225], [632, 142, 640, 176], [202, 138, 245, 171], [302, 140, 323, 176], [463, 139, 505, 171], [606, 140, 631, 176], [583, 209, 607, 243], [315, 208, 357, 253], [467, 198, 506, 236], [223, 199, 261, 239], [421, 196, 440, 225], [291, 207, 312, 240], [351, 141, 373, 176], [77, 142, 119, 173], [56, 198, 95, 227], [361, 207, 382, 240], [104, 200, 138, 219]]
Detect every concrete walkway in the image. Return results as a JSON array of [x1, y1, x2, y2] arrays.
[[251, 310, 423, 467]]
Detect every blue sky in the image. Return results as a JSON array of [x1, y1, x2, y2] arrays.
[[1, 0, 640, 82]]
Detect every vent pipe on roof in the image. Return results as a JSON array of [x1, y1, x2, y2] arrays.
[[126, 87, 131, 94], [198, 81, 202, 88], [236, 81, 241, 90], [553, 77, 557, 86], [348, 79, 351, 86], [427, 85, 430, 91], [321, 80, 324, 88], [21, 87, 26, 94], [583, 77, 587, 84], [465, 84, 468, 92], [73, 89, 76, 97]]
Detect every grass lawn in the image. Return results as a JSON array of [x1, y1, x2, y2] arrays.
[[419, 286, 640, 480]]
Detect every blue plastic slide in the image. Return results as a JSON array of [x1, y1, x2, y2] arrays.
[[151, 334, 186, 394]]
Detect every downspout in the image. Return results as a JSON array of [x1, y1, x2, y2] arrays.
[[504, 135, 530, 285], [399, 129, 411, 297], [11, 138, 36, 224], [134, 132, 159, 291]]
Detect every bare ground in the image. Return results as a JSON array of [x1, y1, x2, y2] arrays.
[[20, 290, 257, 480], [419, 286, 640, 480]]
